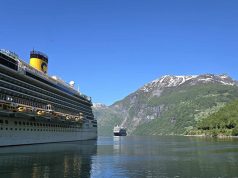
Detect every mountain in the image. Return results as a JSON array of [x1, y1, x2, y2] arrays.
[[188, 99, 238, 136], [93, 103, 108, 109], [93, 74, 238, 136], [93, 104, 123, 136]]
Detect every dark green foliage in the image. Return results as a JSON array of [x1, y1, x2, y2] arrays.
[[133, 84, 238, 135], [193, 100, 238, 136], [232, 127, 238, 136]]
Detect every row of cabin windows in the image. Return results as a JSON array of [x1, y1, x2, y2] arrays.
[[0, 93, 85, 117], [0, 120, 8, 124], [0, 94, 45, 109], [0, 82, 90, 114], [0, 72, 91, 110], [0, 55, 18, 71], [0, 92, 93, 118], [14, 121, 81, 128], [0, 127, 84, 132], [0, 119, 82, 129], [0, 54, 18, 65], [0, 80, 90, 114], [26, 71, 89, 105]]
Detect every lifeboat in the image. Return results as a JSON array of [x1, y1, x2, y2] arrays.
[[17, 106, 26, 112], [37, 110, 45, 116]]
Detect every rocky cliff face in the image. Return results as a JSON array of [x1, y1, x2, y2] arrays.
[[93, 74, 238, 136]]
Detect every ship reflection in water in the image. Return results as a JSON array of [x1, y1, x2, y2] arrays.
[[1, 137, 238, 177], [0, 140, 97, 178]]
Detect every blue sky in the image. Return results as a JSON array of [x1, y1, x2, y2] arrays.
[[0, 0, 238, 105]]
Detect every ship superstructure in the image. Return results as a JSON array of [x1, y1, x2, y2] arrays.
[[0, 49, 97, 146], [113, 125, 127, 136]]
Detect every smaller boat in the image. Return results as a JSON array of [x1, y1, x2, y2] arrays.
[[113, 125, 127, 136]]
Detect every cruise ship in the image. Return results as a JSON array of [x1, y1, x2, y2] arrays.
[[113, 125, 127, 136], [0, 49, 97, 146]]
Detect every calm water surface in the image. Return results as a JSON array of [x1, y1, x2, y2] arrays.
[[0, 136, 238, 178]]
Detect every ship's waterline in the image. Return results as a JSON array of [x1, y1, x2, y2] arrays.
[[0, 49, 97, 146]]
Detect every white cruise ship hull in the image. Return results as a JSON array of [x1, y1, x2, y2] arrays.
[[0, 116, 97, 147]]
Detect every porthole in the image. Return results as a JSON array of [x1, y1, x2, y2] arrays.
[[5, 120, 8, 124]]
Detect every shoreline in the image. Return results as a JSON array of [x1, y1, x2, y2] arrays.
[[185, 134, 238, 139]]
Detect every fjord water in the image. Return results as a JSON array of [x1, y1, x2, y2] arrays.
[[0, 137, 238, 178]]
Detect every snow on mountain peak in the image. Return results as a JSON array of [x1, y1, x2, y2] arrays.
[[140, 74, 236, 93], [93, 103, 107, 109], [140, 75, 197, 92]]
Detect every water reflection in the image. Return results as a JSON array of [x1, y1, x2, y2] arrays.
[[94, 136, 238, 178], [113, 136, 121, 152], [0, 140, 97, 178], [1, 137, 238, 178]]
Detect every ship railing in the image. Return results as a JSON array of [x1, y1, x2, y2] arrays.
[[0, 49, 19, 60], [54, 79, 91, 101], [79, 94, 91, 101], [55, 81, 92, 102]]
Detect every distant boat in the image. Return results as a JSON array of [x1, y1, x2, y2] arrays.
[[113, 125, 127, 136]]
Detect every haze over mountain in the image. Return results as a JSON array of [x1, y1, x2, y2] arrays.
[[93, 74, 238, 136]]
